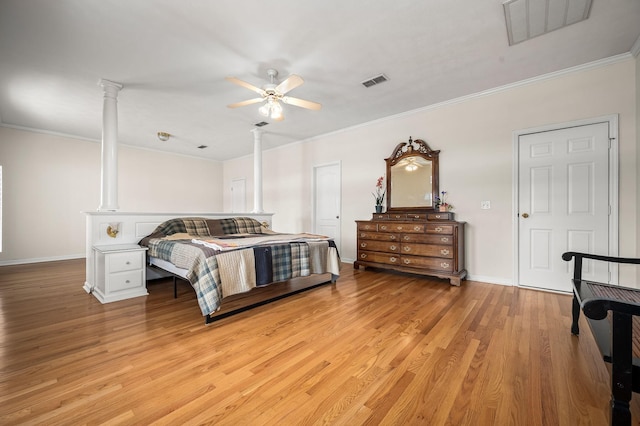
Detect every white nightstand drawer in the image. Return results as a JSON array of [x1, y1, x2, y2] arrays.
[[110, 270, 144, 292], [109, 251, 143, 273]]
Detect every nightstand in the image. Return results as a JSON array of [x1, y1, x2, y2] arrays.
[[92, 244, 148, 303]]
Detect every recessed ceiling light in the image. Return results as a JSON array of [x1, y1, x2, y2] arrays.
[[157, 132, 171, 141]]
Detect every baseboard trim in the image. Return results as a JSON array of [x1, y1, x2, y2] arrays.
[[0, 254, 85, 266]]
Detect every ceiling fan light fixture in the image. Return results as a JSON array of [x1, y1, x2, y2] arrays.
[[258, 103, 270, 117], [270, 101, 283, 118]]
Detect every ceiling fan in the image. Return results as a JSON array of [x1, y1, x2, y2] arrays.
[[226, 69, 321, 121]]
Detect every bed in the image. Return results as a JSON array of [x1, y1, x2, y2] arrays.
[[138, 217, 340, 324]]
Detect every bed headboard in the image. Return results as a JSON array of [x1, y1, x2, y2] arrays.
[[84, 211, 274, 297]]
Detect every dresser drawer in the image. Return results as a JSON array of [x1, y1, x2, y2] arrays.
[[359, 232, 400, 242], [427, 212, 454, 221], [358, 240, 400, 253], [400, 256, 454, 272], [357, 222, 378, 232], [357, 251, 401, 265], [401, 234, 453, 245], [425, 224, 454, 235], [400, 243, 453, 258], [108, 251, 143, 273], [379, 222, 425, 233], [110, 270, 144, 292]]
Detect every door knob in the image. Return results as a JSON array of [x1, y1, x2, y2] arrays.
[[522, 213, 529, 218]]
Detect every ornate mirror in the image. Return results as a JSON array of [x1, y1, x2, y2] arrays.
[[385, 137, 439, 212]]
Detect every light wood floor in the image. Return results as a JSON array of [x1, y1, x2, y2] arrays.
[[1, 259, 638, 425]]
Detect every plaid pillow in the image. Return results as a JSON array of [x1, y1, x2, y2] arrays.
[[181, 218, 211, 236], [233, 217, 264, 234]]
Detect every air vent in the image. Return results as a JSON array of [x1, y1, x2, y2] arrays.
[[361, 74, 389, 88], [197, 145, 208, 149], [503, 0, 592, 46], [254, 121, 269, 127]]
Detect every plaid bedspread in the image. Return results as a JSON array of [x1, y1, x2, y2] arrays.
[[144, 236, 340, 316]]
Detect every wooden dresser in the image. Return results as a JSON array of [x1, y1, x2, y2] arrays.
[[354, 211, 466, 286]]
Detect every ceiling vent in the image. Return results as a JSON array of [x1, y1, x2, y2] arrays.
[[361, 74, 389, 88], [197, 145, 208, 149], [254, 121, 269, 127], [503, 0, 592, 46]]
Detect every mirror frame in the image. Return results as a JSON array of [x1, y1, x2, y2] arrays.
[[385, 137, 440, 212]]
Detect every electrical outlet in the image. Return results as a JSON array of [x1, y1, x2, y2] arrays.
[[481, 201, 491, 209]]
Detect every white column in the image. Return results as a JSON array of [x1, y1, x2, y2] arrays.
[[251, 128, 264, 213], [98, 79, 123, 211]]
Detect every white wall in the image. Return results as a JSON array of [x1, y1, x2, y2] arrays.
[[1, 56, 637, 285], [0, 127, 223, 263], [224, 57, 638, 285]]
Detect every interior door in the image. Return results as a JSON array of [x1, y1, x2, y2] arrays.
[[313, 162, 341, 252], [231, 178, 246, 213], [518, 122, 610, 292]]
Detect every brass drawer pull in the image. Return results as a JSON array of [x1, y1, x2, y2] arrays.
[[440, 262, 450, 268], [413, 215, 420, 219], [389, 235, 397, 240], [403, 247, 411, 252], [403, 236, 410, 241], [394, 215, 402, 219], [434, 227, 443, 232], [380, 225, 388, 230], [441, 237, 449, 243], [396, 226, 403, 230], [434, 214, 442, 219], [390, 245, 397, 250], [441, 249, 450, 255], [413, 226, 421, 231], [403, 259, 411, 264], [360, 242, 367, 248], [389, 256, 398, 263], [360, 253, 367, 259]]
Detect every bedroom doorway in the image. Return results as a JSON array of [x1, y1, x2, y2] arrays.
[[313, 162, 341, 252], [231, 178, 246, 213], [514, 116, 618, 293]]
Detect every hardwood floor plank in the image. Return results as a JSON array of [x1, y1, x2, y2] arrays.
[[1, 259, 638, 424]]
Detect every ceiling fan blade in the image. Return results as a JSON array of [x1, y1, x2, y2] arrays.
[[227, 98, 264, 108], [225, 76, 265, 96], [275, 74, 304, 95], [281, 96, 322, 110]]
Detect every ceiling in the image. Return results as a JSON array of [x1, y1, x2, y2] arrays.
[[1, 0, 639, 161]]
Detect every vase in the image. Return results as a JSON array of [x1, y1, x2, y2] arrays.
[[439, 205, 447, 212], [375, 205, 383, 213]]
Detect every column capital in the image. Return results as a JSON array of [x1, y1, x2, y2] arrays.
[[98, 79, 123, 96]]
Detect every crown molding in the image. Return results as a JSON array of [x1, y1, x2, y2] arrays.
[[631, 35, 640, 57], [296, 53, 634, 145], [0, 123, 222, 163]]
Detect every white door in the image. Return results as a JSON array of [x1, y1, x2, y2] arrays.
[[313, 162, 341, 252], [518, 122, 610, 292], [231, 178, 246, 213]]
